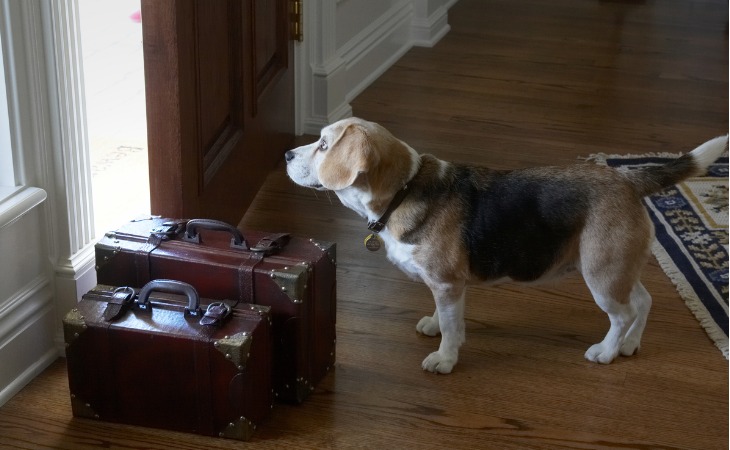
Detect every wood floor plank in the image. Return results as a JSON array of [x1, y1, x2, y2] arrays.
[[0, 0, 726, 448]]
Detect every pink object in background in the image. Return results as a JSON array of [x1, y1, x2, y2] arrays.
[[130, 10, 141, 23]]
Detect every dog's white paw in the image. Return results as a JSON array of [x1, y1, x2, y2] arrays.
[[421, 351, 456, 374], [416, 316, 440, 336], [584, 343, 619, 364]]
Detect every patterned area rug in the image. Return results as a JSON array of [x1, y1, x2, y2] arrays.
[[588, 152, 728, 358]]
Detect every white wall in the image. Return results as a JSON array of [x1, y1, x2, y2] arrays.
[[297, 0, 458, 135], [0, 207, 56, 406], [0, 0, 96, 407]]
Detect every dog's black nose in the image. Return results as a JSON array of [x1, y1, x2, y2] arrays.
[[285, 151, 295, 163]]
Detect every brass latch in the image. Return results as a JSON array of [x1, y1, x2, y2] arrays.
[[290, 0, 303, 41]]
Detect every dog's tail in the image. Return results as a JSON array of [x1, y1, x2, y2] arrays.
[[624, 135, 728, 197]]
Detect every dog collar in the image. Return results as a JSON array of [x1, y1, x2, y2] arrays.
[[367, 184, 411, 233]]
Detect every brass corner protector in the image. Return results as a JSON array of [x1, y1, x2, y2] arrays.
[[62, 308, 87, 347], [213, 332, 253, 371], [70, 394, 99, 419], [219, 416, 256, 441], [269, 264, 310, 304]]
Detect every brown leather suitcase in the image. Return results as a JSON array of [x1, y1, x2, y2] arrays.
[[63, 280, 273, 441], [95, 217, 336, 403]]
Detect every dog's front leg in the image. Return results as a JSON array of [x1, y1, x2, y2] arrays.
[[420, 281, 466, 374]]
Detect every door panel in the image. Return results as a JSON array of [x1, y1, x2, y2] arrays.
[[253, 0, 287, 102], [142, 0, 294, 225]]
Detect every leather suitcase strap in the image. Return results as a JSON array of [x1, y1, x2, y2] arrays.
[[200, 302, 232, 326], [237, 233, 290, 306], [237, 234, 288, 304], [237, 251, 264, 305], [134, 234, 163, 286], [249, 233, 290, 255], [102, 287, 136, 322]]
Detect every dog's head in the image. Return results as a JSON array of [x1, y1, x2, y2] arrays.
[[285, 118, 418, 215]]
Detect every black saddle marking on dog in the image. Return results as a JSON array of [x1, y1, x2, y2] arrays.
[[460, 167, 590, 282]]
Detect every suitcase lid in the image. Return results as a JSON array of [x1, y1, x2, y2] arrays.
[[66, 281, 271, 372], [99, 216, 287, 253], [97, 216, 335, 266]]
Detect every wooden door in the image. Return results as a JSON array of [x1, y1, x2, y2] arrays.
[[141, 0, 294, 225]]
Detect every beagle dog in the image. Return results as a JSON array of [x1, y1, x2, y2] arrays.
[[285, 117, 727, 374]]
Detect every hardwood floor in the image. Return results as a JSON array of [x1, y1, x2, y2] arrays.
[[1, 0, 727, 448]]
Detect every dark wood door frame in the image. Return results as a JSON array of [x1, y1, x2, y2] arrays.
[[141, 0, 295, 225]]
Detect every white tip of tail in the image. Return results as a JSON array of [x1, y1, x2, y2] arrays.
[[690, 135, 728, 172]]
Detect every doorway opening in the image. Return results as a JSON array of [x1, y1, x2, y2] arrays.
[[79, 0, 150, 236]]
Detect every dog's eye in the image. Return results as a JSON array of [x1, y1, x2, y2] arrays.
[[318, 140, 328, 152]]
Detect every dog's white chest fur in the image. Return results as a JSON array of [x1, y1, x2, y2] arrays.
[[380, 232, 422, 281]]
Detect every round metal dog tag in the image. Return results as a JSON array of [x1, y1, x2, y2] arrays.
[[364, 233, 381, 252]]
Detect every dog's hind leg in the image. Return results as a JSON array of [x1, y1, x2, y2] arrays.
[[420, 281, 466, 374], [619, 281, 652, 356], [580, 199, 653, 364], [581, 249, 646, 364], [583, 280, 636, 364], [582, 268, 653, 363]]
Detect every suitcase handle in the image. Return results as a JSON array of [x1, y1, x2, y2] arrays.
[[137, 279, 203, 316], [182, 219, 248, 249]]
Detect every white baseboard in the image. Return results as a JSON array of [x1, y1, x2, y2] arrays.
[[301, 102, 353, 137], [0, 275, 52, 344], [53, 241, 97, 313], [341, 1, 417, 107], [0, 347, 58, 407], [411, 0, 457, 47], [0, 275, 57, 407], [53, 242, 97, 354], [298, 0, 456, 135], [0, 243, 97, 408]]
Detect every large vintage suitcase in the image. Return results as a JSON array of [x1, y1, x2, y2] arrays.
[[95, 217, 337, 403], [63, 280, 273, 441]]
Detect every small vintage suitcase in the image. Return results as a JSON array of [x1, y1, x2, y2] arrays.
[[95, 217, 336, 403], [63, 280, 273, 441]]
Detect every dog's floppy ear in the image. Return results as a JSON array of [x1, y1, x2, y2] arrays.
[[318, 124, 375, 190]]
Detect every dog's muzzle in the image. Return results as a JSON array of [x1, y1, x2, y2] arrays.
[[285, 150, 324, 190]]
